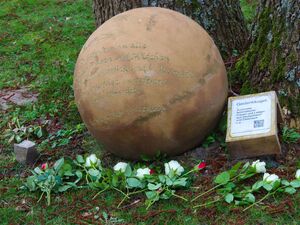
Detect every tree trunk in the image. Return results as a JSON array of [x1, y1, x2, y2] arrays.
[[231, 0, 300, 124], [92, 0, 141, 27], [92, 0, 249, 59], [180, 0, 250, 59]]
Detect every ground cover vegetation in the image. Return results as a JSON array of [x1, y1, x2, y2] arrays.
[[0, 0, 299, 224]]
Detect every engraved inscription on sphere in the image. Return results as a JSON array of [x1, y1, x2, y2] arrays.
[[74, 7, 228, 159]]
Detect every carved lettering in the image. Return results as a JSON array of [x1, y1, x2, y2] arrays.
[[159, 65, 194, 78], [129, 77, 167, 86]]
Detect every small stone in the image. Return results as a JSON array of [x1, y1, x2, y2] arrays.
[[82, 212, 92, 218], [14, 140, 39, 164]]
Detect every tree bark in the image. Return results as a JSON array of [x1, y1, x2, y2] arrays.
[[92, 0, 249, 59], [231, 0, 300, 122], [92, 0, 141, 27], [180, 0, 250, 59]]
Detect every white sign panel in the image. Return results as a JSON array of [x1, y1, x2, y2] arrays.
[[230, 95, 272, 137]]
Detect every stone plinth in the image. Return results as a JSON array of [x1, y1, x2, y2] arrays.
[[74, 8, 228, 159], [14, 140, 39, 164], [226, 91, 283, 159]]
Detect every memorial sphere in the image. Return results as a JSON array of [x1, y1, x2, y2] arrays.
[[74, 7, 228, 159]]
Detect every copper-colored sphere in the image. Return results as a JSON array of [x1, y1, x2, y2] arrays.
[[74, 7, 228, 159]]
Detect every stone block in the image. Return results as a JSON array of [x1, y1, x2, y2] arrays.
[[226, 91, 282, 159], [14, 140, 39, 164]]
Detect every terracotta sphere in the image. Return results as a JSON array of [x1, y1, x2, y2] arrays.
[[74, 7, 228, 159]]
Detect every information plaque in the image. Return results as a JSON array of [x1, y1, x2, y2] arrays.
[[226, 91, 283, 159]]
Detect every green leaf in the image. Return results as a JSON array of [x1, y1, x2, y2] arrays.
[[263, 183, 273, 191], [65, 182, 78, 188], [36, 128, 43, 138], [285, 187, 296, 195], [217, 182, 236, 195], [103, 212, 108, 221], [124, 165, 132, 177], [63, 163, 72, 171], [90, 182, 108, 189], [34, 167, 43, 175], [160, 190, 174, 199], [64, 171, 74, 176], [173, 178, 187, 187], [245, 193, 255, 203], [223, 182, 235, 192], [55, 175, 62, 185], [75, 171, 82, 179], [147, 183, 162, 191], [53, 158, 64, 172], [76, 155, 84, 164], [146, 191, 157, 200], [165, 177, 173, 186], [241, 162, 250, 172], [229, 162, 242, 176], [15, 135, 22, 143], [234, 200, 241, 205], [25, 176, 36, 191], [215, 171, 230, 184], [88, 169, 100, 177], [225, 193, 234, 203], [158, 175, 166, 183], [58, 185, 72, 192], [58, 138, 69, 146], [290, 180, 300, 188], [168, 169, 176, 178], [112, 174, 118, 187], [59, 163, 72, 176], [272, 180, 281, 189], [37, 174, 47, 182], [252, 181, 263, 191], [127, 177, 142, 188], [48, 175, 56, 184], [238, 172, 255, 181], [281, 180, 290, 186]]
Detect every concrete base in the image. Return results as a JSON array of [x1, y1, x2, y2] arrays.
[[227, 133, 281, 159]]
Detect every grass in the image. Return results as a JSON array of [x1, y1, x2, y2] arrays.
[[0, 0, 94, 123], [1, 176, 300, 224], [0, 0, 299, 224]]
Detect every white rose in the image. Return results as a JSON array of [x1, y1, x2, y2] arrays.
[[164, 160, 184, 176], [85, 154, 101, 167], [251, 160, 266, 173], [263, 173, 279, 183], [113, 162, 128, 173], [136, 168, 150, 179], [296, 169, 300, 179], [263, 173, 270, 181]]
